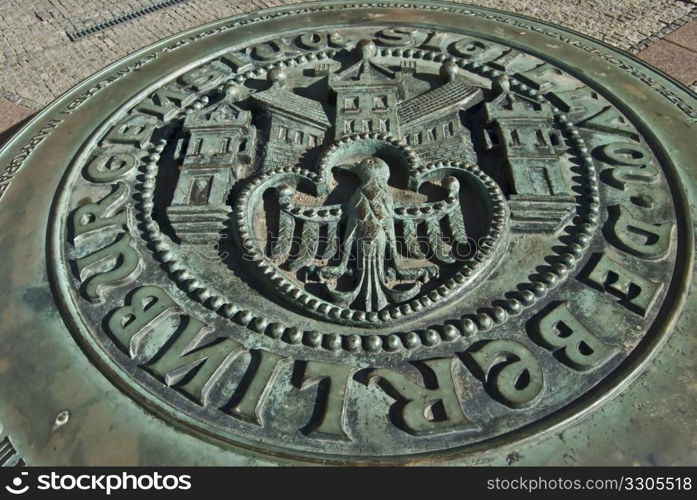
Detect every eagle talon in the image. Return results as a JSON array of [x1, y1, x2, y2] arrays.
[[302, 265, 324, 281], [429, 267, 440, 279], [418, 266, 439, 281], [394, 265, 439, 281], [306, 265, 350, 280]]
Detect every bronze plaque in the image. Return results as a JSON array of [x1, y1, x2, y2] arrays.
[[0, 1, 695, 465]]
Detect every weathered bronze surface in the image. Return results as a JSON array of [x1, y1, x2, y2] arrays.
[[0, 1, 695, 465]]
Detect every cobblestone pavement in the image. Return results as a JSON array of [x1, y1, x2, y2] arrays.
[[1, 0, 696, 136]]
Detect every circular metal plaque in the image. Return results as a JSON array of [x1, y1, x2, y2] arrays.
[[1, 1, 695, 465]]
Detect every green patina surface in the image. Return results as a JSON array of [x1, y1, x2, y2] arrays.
[[0, 1, 694, 465]]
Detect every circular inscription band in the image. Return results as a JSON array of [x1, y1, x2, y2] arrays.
[[0, 1, 693, 465]]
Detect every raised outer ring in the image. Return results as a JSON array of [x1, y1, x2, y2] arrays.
[[0, 1, 692, 465]]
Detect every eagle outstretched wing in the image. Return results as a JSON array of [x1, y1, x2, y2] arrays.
[[393, 176, 469, 265], [269, 184, 343, 270], [268, 175, 468, 272]]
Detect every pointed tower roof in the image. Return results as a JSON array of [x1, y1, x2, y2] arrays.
[[398, 61, 483, 127], [330, 39, 403, 92], [251, 67, 331, 129], [485, 75, 552, 121], [184, 83, 251, 129], [334, 40, 395, 83]]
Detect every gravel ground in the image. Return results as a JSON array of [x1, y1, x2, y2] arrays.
[[0, 0, 695, 110]]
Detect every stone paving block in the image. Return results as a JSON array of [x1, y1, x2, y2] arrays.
[[0, 97, 34, 140], [638, 39, 697, 86], [665, 19, 697, 51], [0, 0, 693, 109], [0, 0, 693, 127]]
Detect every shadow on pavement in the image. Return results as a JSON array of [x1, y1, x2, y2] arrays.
[[0, 113, 37, 150]]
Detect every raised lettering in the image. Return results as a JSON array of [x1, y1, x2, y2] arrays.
[[420, 30, 451, 52], [297, 32, 328, 51], [249, 40, 296, 62], [223, 349, 286, 425], [531, 302, 618, 370], [449, 37, 498, 62], [584, 252, 663, 316], [546, 85, 598, 115], [146, 316, 241, 406], [467, 340, 543, 408], [137, 84, 197, 121], [103, 115, 157, 147], [71, 182, 128, 240], [376, 28, 427, 47], [595, 141, 658, 190], [107, 285, 178, 356], [84, 152, 139, 183], [75, 233, 140, 301], [514, 62, 563, 92], [179, 62, 231, 92], [576, 106, 639, 140], [369, 358, 476, 436], [606, 205, 673, 259], [219, 51, 254, 74], [298, 360, 355, 440]]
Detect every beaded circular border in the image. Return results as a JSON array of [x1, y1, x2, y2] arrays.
[[235, 134, 509, 328], [133, 40, 600, 354]]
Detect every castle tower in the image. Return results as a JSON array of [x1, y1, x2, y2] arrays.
[[329, 40, 404, 139], [398, 61, 483, 164], [484, 76, 573, 232], [251, 68, 331, 170], [167, 83, 256, 245]]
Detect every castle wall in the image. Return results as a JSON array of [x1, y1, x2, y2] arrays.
[[402, 113, 476, 164], [263, 114, 327, 169], [333, 85, 400, 139]]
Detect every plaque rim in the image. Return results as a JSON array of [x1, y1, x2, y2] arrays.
[[0, 0, 692, 465]]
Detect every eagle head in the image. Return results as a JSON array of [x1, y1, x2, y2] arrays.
[[336, 157, 390, 184]]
